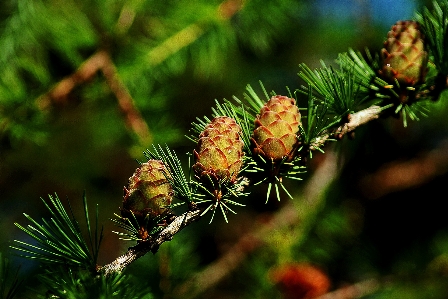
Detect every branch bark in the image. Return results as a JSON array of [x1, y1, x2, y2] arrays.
[[35, 50, 151, 144], [99, 208, 201, 276], [335, 105, 383, 135], [98, 104, 383, 279], [315, 278, 380, 299], [310, 105, 383, 150]]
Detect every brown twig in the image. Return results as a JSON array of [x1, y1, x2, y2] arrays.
[[36, 50, 151, 143], [335, 105, 384, 136], [100, 52, 151, 143], [34, 0, 246, 144], [99, 208, 202, 276], [315, 278, 380, 299], [310, 105, 383, 150], [358, 139, 448, 199], [36, 51, 106, 109]]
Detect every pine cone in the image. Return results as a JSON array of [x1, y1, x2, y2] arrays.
[[380, 20, 428, 87], [193, 116, 244, 184], [252, 95, 301, 161], [122, 160, 174, 221]]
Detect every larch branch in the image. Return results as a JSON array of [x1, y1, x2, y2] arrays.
[[310, 105, 383, 150], [35, 50, 151, 143], [99, 208, 201, 276]]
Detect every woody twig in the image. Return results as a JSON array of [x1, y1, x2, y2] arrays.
[[36, 50, 151, 144]]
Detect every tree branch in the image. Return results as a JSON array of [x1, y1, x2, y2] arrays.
[[358, 139, 448, 199], [315, 278, 380, 299], [99, 208, 202, 276], [310, 105, 383, 150], [98, 104, 384, 280], [336, 105, 384, 135], [35, 50, 151, 144]]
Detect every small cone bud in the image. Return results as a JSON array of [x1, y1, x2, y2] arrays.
[[193, 116, 244, 184], [122, 160, 173, 222], [252, 95, 300, 161], [379, 20, 428, 87]]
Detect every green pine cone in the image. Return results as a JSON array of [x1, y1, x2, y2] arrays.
[[380, 20, 428, 87], [252, 95, 301, 161], [193, 116, 244, 184], [122, 160, 173, 221]]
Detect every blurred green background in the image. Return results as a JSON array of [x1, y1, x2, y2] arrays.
[[3, 0, 448, 298]]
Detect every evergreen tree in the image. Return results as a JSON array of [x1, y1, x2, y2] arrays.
[[3, 0, 448, 298]]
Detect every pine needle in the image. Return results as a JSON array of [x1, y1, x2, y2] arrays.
[[11, 193, 103, 270]]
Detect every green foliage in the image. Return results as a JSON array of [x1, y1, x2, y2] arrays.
[[336, 48, 379, 89], [12, 193, 103, 271], [0, 0, 98, 144], [0, 254, 21, 299], [298, 86, 340, 155], [0, 0, 303, 147], [6, 0, 448, 298], [298, 61, 369, 116], [195, 179, 248, 224], [111, 211, 166, 242], [38, 268, 153, 299], [416, 0, 448, 75]]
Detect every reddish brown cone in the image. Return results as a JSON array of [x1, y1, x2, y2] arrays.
[[379, 20, 428, 87], [252, 95, 301, 162], [193, 116, 244, 185], [122, 160, 173, 222]]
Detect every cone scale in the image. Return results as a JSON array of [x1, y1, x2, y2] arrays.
[[192, 116, 245, 221], [193, 116, 244, 188], [379, 20, 428, 103], [252, 95, 301, 164], [121, 160, 174, 240]]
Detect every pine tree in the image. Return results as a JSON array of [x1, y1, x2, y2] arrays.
[[3, 0, 448, 298]]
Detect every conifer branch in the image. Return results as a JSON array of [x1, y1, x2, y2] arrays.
[[6, 1, 448, 297], [146, 0, 244, 66], [310, 105, 384, 150], [100, 208, 201, 276], [35, 51, 104, 108], [174, 151, 340, 298], [35, 50, 151, 143], [333, 104, 384, 135]]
